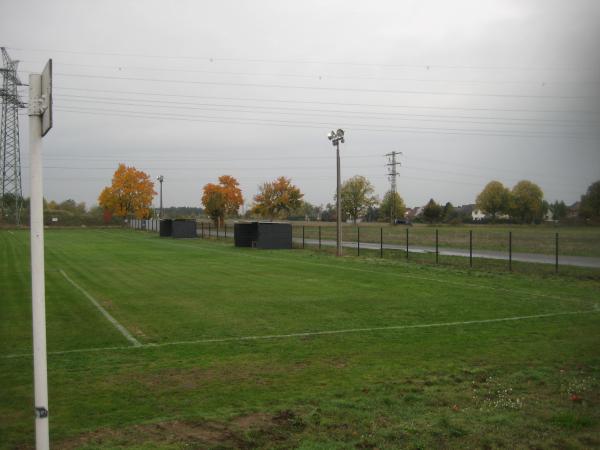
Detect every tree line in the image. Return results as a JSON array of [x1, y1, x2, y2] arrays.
[[4, 163, 599, 226], [87, 164, 600, 225]]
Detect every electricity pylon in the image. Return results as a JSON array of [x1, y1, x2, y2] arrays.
[[0, 47, 25, 224]]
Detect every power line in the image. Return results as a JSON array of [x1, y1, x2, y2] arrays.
[[56, 94, 596, 127], [49, 71, 592, 100], [30, 156, 582, 183], [7, 46, 596, 72], [34, 153, 582, 187], [19, 163, 585, 191], [32, 172, 586, 196], [17, 59, 600, 88], [53, 86, 598, 115], [53, 105, 598, 140]]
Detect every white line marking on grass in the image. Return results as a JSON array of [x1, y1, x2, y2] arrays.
[[143, 309, 599, 347], [59, 269, 142, 347], [3, 308, 597, 359]]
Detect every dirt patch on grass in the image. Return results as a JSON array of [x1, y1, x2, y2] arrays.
[[58, 410, 304, 449], [136, 365, 272, 391], [128, 324, 147, 338]]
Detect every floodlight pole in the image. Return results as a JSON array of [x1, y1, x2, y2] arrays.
[[157, 175, 164, 218], [328, 129, 344, 257], [29, 73, 50, 450], [335, 141, 342, 257]]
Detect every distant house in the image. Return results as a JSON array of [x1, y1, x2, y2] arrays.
[[471, 209, 486, 221], [456, 204, 475, 216], [405, 206, 424, 221], [471, 207, 509, 221]]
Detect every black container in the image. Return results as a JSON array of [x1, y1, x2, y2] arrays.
[[172, 219, 197, 238], [159, 219, 173, 237], [234, 222, 292, 249]]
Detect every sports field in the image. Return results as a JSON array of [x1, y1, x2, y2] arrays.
[[1, 228, 599, 449]]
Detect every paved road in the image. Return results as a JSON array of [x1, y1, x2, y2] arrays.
[[195, 230, 600, 269], [294, 238, 600, 269]]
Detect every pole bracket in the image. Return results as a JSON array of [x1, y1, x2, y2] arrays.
[[34, 407, 48, 418], [28, 95, 44, 116]]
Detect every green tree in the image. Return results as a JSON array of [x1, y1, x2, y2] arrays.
[[510, 180, 544, 223], [422, 198, 443, 224], [252, 176, 303, 220], [202, 189, 226, 225], [58, 199, 86, 214], [320, 203, 337, 222], [0, 193, 26, 224], [441, 202, 455, 222], [579, 180, 600, 219], [291, 201, 322, 221], [380, 190, 406, 223], [475, 181, 510, 220], [548, 201, 568, 221], [339, 175, 377, 224]]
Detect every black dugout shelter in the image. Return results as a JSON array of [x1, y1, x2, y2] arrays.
[[234, 222, 292, 249], [159, 219, 173, 237], [171, 219, 197, 238]]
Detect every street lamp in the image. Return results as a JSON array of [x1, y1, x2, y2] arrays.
[[328, 129, 345, 256], [156, 175, 164, 218]]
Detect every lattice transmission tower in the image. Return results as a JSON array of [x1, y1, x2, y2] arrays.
[[385, 151, 402, 224], [0, 47, 26, 224]]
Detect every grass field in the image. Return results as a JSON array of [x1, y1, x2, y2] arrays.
[[287, 223, 600, 258], [1, 228, 600, 449]]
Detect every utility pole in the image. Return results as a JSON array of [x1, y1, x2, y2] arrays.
[[385, 151, 402, 225], [328, 129, 345, 256], [29, 58, 53, 450], [0, 48, 25, 224], [156, 175, 164, 218]]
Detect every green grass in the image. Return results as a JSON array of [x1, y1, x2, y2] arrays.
[[290, 222, 600, 257], [1, 228, 599, 449]]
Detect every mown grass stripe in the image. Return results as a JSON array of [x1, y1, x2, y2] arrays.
[[104, 229, 569, 302]]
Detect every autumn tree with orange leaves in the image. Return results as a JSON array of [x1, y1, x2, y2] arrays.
[[98, 164, 156, 219], [252, 176, 303, 220], [201, 175, 244, 226]]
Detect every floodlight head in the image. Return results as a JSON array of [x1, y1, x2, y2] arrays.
[[327, 130, 335, 140], [336, 129, 344, 138]]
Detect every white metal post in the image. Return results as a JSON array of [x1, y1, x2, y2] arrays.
[[29, 73, 50, 450]]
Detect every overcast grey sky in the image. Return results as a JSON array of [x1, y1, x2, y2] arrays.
[[2, 0, 599, 210]]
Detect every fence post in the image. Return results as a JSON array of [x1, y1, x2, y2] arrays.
[[380, 227, 383, 258], [469, 230, 473, 268], [217, 224, 219, 239], [208, 222, 211, 238], [318, 226, 321, 249], [555, 232, 559, 274], [406, 228, 409, 260], [302, 225, 305, 249], [224, 224, 227, 239], [357, 226, 360, 256], [201, 222, 204, 238], [435, 229, 439, 264], [509, 231, 512, 272]]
